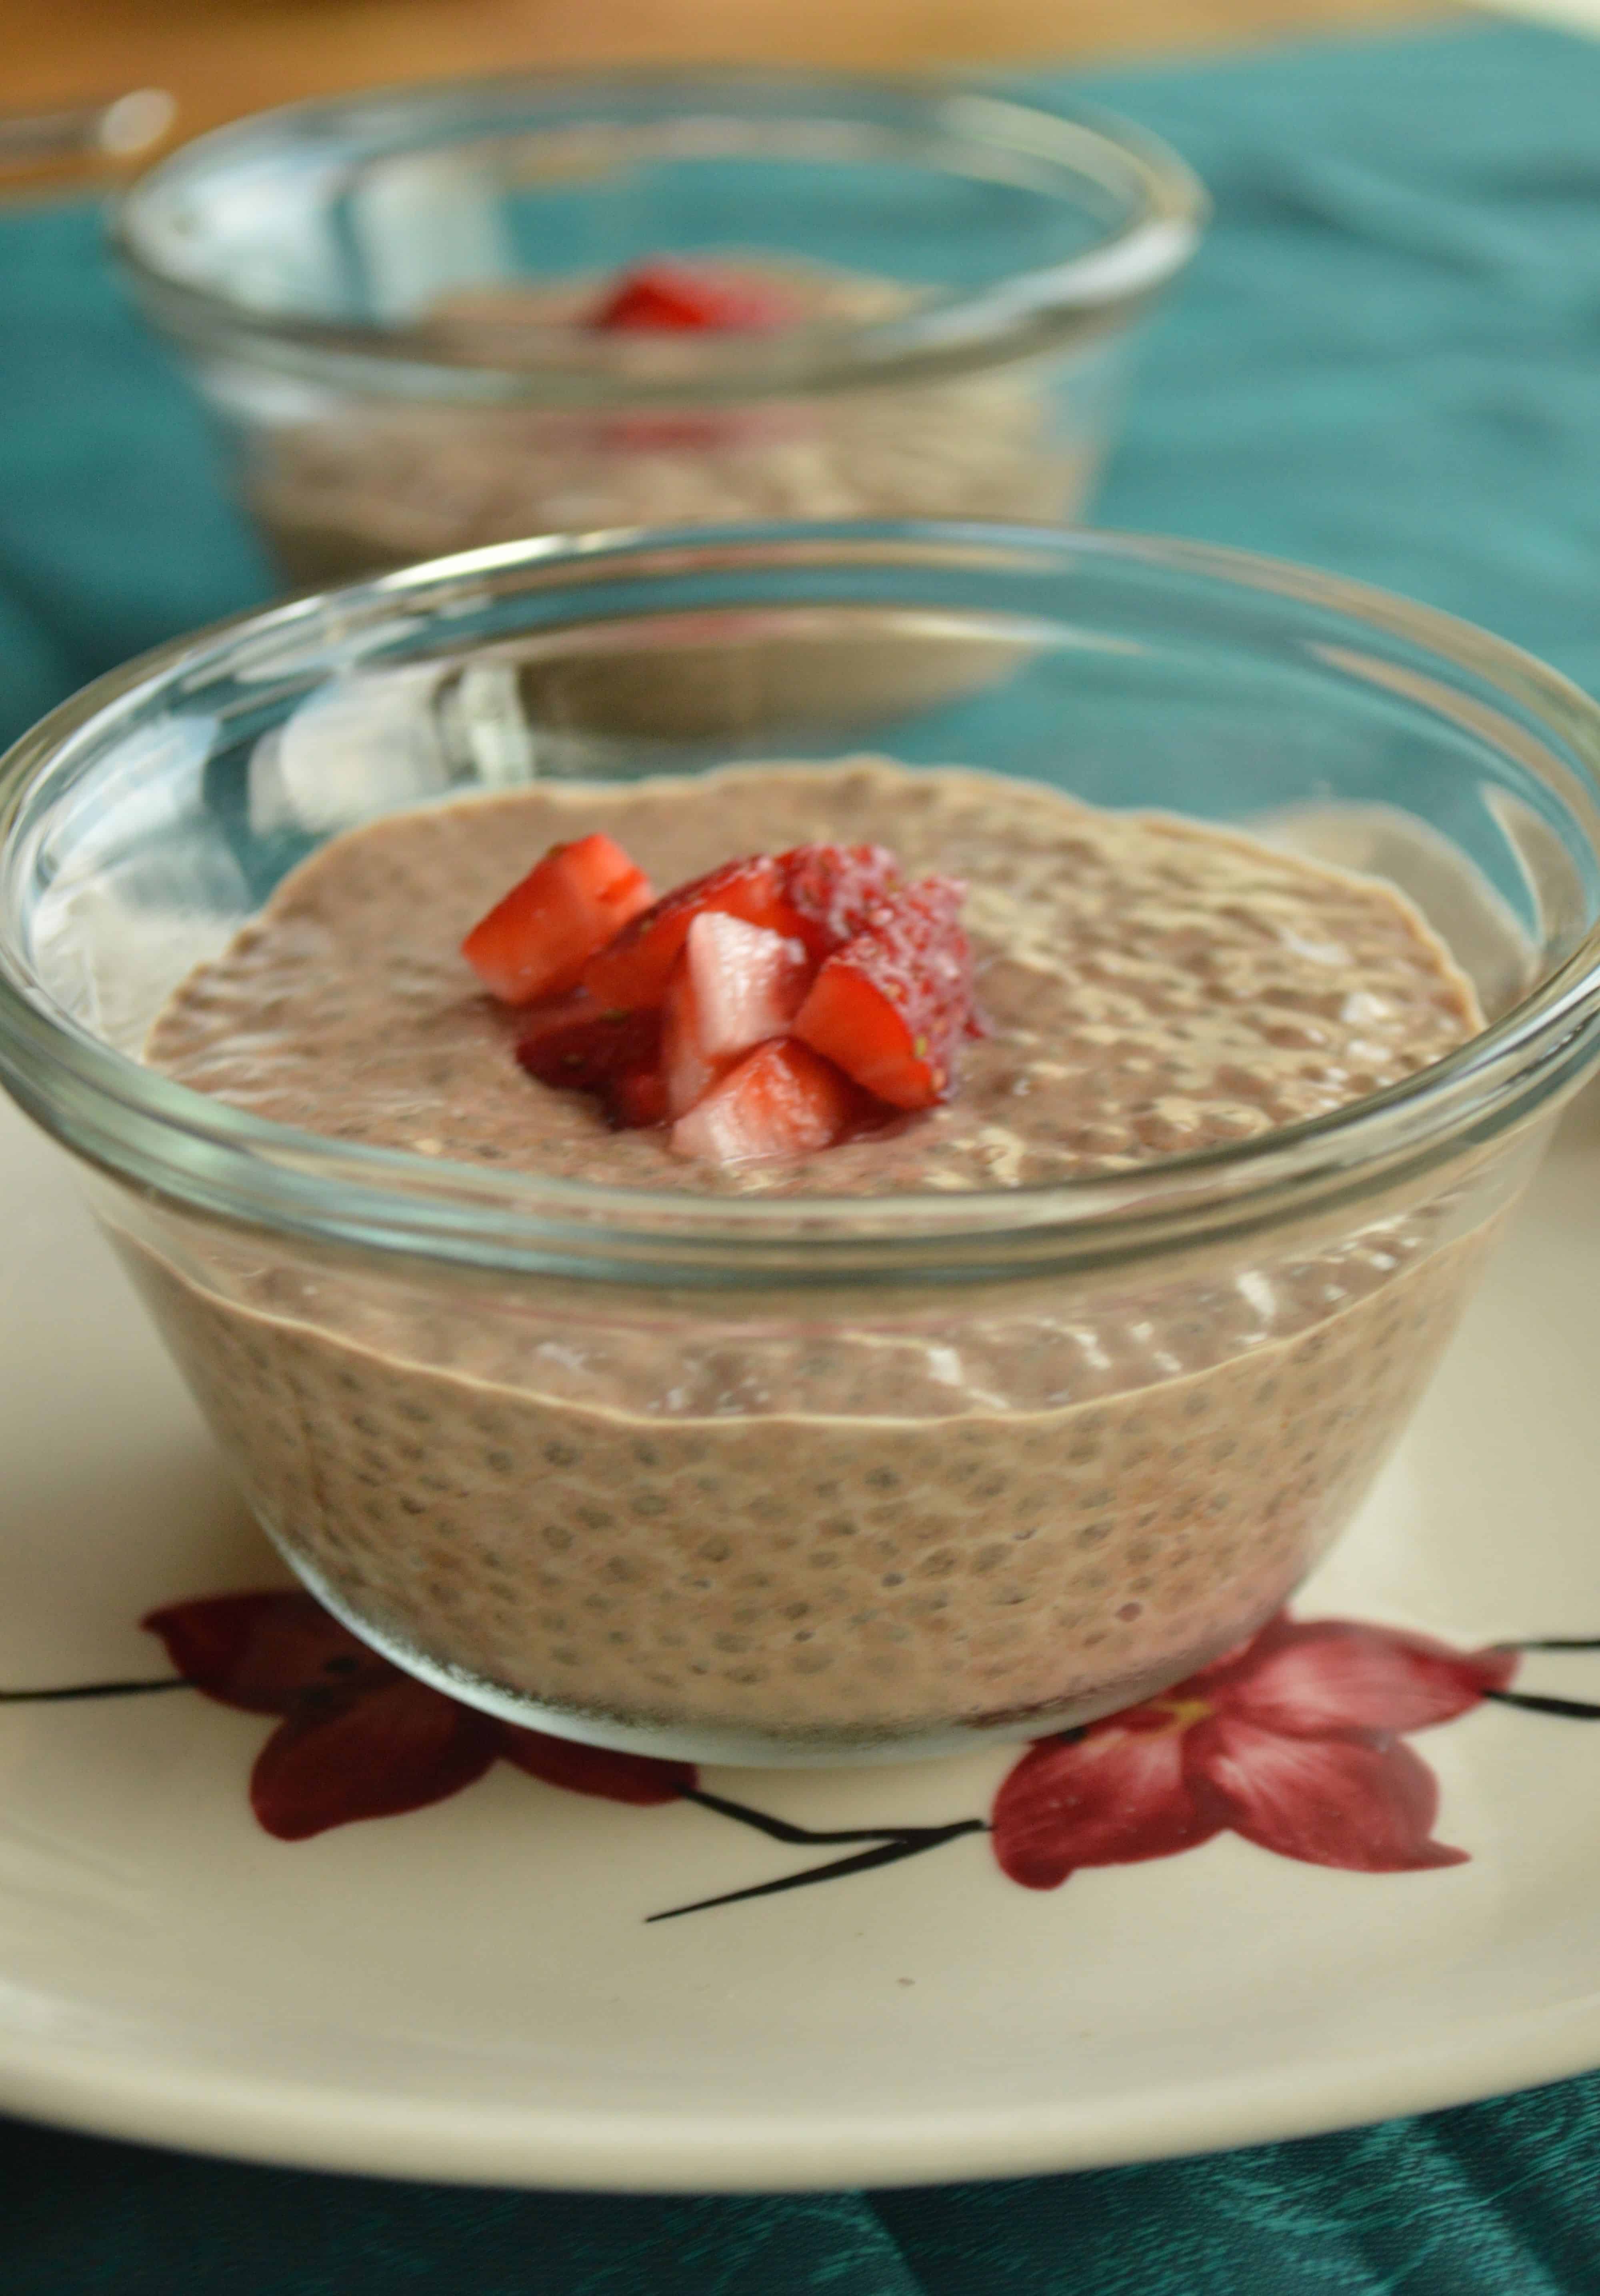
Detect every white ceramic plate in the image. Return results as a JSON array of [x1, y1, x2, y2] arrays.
[[4, 1086, 1600, 2194]]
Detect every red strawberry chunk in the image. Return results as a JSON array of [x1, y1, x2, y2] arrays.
[[792, 876, 972, 1111], [604, 1065, 670, 1131], [463, 833, 654, 1006], [661, 912, 812, 1119], [661, 957, 721, 1121], [777, 843, 905, 958], [591, 260, 794, 333], [580, 854, 803, 1011], [684, 910, 812, 1058], [514, 993, 662, 1097], [670, 1040, 858, 1167]]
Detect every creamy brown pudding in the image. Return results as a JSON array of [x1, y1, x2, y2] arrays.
[[136, 761, 1489, 1755], [247, 266, 1079, 585], [149, 762, 1477, 1193]]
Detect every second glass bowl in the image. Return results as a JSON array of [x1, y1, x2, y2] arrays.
[[114, 69, 1205, 584]]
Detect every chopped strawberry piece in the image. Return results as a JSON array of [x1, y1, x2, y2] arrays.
[[591, 260, 794, 333], [661, 913, 812, 1119], [514, 992, 662, 1096], [463, 833, 654, 1006], [778, 843, 905, 958], [683, 911, 812, 1060], [602, 1066, 670, 1131], [792, 877, 973, 1111], [661, 957, 722, 1121], [581, 854, 803, 1011], [670, 1040, 858, 1167]]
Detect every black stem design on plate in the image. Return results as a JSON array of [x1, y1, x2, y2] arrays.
[[648, 1818, 989, 1924], [0, 1677, 191, 1703], [678, 1784, 976, 1849], [1480, 1637, 1600, 1721], [1484, 1687, 1600, 1720]]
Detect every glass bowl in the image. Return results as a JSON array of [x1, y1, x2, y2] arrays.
[[112, 68, 1204, 585], [4, 521, 1600, 1768]]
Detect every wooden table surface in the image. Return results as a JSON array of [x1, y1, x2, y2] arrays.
[[12, 0, 1456, 187]]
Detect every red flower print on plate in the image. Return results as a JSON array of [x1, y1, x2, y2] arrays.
[[142, 1592, 695, 1839], [5, 1591, 1563, 1917], [991, 1613, 1518, 1889]]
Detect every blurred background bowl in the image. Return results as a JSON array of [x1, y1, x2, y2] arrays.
[[113, 67, 1205, 587]]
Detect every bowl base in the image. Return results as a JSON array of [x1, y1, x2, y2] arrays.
[[276, 1534, 1297, 1770]]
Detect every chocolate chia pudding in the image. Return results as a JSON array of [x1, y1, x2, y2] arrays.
[[246, 266, 1081, 587], [133, 760, 1492, 1758]]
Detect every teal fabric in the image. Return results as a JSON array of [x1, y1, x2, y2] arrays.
[[8, 19, 1600, 2288], [5, 2076, 1600, 2291]]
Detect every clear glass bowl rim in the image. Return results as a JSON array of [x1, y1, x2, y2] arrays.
[[110, 64, 1207, 408], [6, 517, 1600, 1286]]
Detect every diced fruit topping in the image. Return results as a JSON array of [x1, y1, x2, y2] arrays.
[[661, 913, 811, 1119], [580, 854, 802, 1011], [778, 842, 904, 958], [462, 834, 654, 1005], [792, 877, 972, 1110], [670, 1040, 859, 1167], [471, 831, 978, 1163], [604, 1065, 670, 1132], [514, 993, 662, 1095], [661, 957, 721, 1122], [515, 994, 667, 1133], [683, 911, 812, 1062], [590, 260, 795, 333]]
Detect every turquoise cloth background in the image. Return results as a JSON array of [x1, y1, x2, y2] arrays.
[[6, 19, 1600, 2289]]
